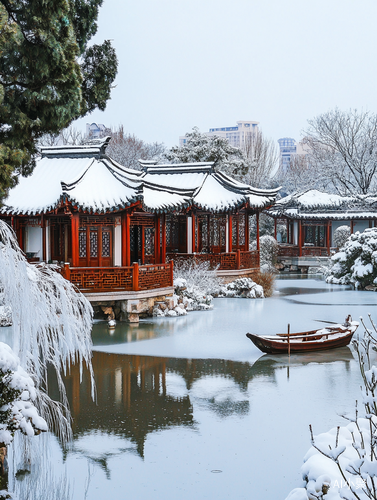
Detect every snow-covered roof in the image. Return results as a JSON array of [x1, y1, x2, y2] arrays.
[[141, 164, 279, 213], [270, 189, 377, 220], [1, 139, 280, 215]]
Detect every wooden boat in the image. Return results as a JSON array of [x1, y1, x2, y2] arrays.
[[246, 316, 359, 354]]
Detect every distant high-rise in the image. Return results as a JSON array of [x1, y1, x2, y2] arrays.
[[86, 122, 110, 139], [179, 120, 259, 149], [277, 138, 297, 172], [277, 137, 309, 172]]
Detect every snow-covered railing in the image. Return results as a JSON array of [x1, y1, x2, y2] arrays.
[[167, 250, 259, 271], [61, 262, 173, 292]]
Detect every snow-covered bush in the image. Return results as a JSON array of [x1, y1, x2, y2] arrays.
[[218, 278, 264, 298], [0, 307, 11, 328], [0, 343, 47, 447], [173, 259, 222, 311], [286, 316, 377, 500], [250, 235, 278, 273], [333, 225, 351, 249], [326, 228, 377, 289]]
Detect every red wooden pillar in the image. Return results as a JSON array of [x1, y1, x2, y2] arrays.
[[207, 214, 211, 251], [41, 215, 46, 262], [326, 221, 331, 255], [236, 249, 241, 269], [228, 215, 233, 253], [236, 217, 239, 249], [298, 220, 302, 257], [132, 262, 139, 291], [192, 214, 196, 253], [169, 260, 174, 285], [274, 218, 277, 240], [98, 226, 103, 268], [244, 211, 249, 251], [161, 214, 166, 263], [256, 212, 260, 251], [15, 217, 23, 251], [141, 226, 145, 264], [197, 216, 201, 251], [122, 212, 131, 266], [71, 213, 79, 267], [63, 263, 71, 281], [350, 220, 354, 234], [155, 216, 161, 263]]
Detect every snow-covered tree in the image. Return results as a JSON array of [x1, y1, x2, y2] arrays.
[[303, 109, 377, 195], [326, 228, 377, 289], [106, 125, 165, 170], [0, 343, 47, 448], [165, 127, 246, 178], [38, 126, 85, 148], [274, 153, 330, 195], [242, 129, 279, 188], [0, 1, 118, 201], [0, 221, 94, 441], [333, 225, 351, 249], [286, 315, 377, 500], [250, 235, 278, 273]]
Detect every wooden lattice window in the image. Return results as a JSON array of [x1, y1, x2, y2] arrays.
[[90, 228, 98, 257], [145, 227, 155, 255], [79, 228, 87, 258], [102, 229, 111, 258]]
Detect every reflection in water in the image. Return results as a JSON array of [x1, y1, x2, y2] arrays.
[[64, 353, 193, 458], [91, 319, 179, 345], [59, 347, 356, 462], [28, 342, 361, 500]]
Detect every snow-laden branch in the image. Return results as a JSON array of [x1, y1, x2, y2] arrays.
[[0, 221, 94, 441]]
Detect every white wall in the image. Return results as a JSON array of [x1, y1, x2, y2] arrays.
[[25, 226, 42, 259], [114, 225, 122, 266], [187, 217, 192, 253]]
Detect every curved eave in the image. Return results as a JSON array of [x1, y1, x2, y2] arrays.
[[268, 209, 377, 221], [61, 192, 143, 215]]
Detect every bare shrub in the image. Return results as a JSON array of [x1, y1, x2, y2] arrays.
[[252, 271, 275, 297]]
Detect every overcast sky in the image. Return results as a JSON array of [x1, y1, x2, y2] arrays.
[[76, 0, 377, 148]]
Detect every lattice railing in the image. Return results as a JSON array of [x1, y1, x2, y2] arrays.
[[167, 251, 260, 271], [240, 250, 259, 269], [302, 246, 329, 257], [278, 245, 329, 257], [138, 264, 172, 290], [278, 245, 300, 257], [61, 262, 173, 293]]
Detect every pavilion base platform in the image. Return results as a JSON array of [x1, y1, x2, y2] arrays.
[[85, 286, 174, 323], [276, 256, 329, 274], [215, 267, 260, 284]]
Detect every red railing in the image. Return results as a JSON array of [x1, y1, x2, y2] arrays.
[[167, 250, 260, 270], [278, 245, 330, 258], [61, 262, 173, 293], [301, 246, 329, 257], [278, 245, 300, 257]]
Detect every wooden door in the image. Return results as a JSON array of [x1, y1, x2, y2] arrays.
[[78, 226, 113, 267]]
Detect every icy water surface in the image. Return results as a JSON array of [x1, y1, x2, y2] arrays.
[[9, 278, 377, 499]]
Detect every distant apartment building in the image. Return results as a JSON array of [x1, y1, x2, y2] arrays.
[[278, 137, 308, 172], [179, 120, 259, 149], [86, 123, 111, 139]]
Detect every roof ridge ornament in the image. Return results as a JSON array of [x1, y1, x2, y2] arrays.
[[40, 136, 112, 158]]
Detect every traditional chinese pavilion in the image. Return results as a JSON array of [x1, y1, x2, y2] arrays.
[[269, 189, 377, 267], [0, 138, 279, 304]]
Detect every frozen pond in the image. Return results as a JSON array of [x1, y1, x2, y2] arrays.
[[6, 278, 377, 499]]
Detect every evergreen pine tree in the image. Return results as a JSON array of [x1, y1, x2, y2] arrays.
[[0, 0, 118, 199]]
